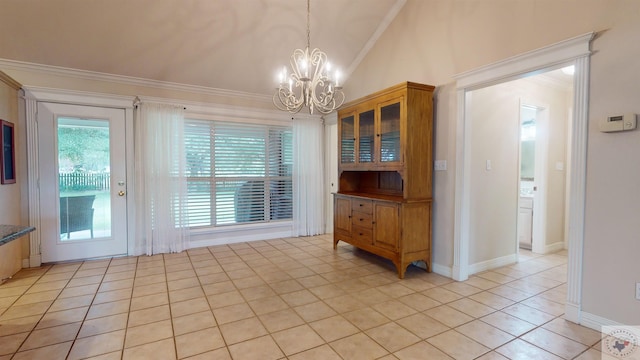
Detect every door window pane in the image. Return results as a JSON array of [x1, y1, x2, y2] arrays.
[[58, 118, 111, 240]]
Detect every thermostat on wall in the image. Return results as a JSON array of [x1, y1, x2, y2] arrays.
[[599, 113, 637, 132]]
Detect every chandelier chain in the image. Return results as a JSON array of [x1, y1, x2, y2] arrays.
[[306, 0, 311, 50]]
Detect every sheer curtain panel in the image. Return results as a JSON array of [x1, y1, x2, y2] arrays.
[[133, 101, 189, 255], [293, 118, 325, 236]]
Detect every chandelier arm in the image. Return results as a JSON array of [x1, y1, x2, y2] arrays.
[[274, 87, 305, 113]]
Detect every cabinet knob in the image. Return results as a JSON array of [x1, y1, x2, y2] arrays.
[[372, 221, 376, 225], [376, 134, 380, 137], [359, 218, 363, 221], [359, 204, 363, 207]]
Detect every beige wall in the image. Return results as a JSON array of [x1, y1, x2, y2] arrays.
[[343, 0, 640, 324], [582, 16, 640, 324], [0, 71, 28, 275]]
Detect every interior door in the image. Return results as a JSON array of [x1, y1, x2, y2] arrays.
[[38, 102, 128, 262]]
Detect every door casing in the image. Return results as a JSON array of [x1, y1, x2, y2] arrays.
[[23, 88, 135, 266]]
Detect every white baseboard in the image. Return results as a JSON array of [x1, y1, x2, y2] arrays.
[[581, 311, 625, 331], [29, 254, 41, 268], [187, 222, 293, 249], [564, 306, 626, 332], [431, 263, 452, 278], [189, 231, 293, 248], [564, 302, 581, 324], [543, 241, 566, 254], [468, 253, 517, 275]]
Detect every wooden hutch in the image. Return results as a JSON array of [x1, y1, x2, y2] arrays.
[[333, 81, 434, 278]]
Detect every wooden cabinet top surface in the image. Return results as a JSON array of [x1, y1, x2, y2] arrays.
[[340, 81, 435, 110]]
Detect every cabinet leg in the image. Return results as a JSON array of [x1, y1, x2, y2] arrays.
[[395, 261, 406, 279], [333, 238, 339, 250]]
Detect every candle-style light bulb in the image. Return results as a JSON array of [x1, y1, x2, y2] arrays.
[[301, 58, 308, 78], [335, 70, 341, 87]]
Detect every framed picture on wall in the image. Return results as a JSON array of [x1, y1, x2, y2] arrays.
[[1, 120, 16, 184]]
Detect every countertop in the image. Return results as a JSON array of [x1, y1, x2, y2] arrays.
[[0, 225, 36, 246]]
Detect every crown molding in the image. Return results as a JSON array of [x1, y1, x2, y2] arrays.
[[0, 70, 21, 90], [0, 58, 272, 104], [454, 32, 594, 90]]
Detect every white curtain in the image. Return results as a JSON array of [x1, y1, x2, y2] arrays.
[[133, 101, 189, 255], [293, 118, 325, 236]]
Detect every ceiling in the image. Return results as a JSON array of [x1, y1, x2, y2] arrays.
[[0, 0, 403, 97]]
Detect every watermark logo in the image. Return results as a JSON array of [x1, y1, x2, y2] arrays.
[[603, 326, 639, 359]]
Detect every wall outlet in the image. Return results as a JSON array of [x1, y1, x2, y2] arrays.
[[636, 282, 640, 300]]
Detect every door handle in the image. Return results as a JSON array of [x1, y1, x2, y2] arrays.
[[118, 191, 125, 196]]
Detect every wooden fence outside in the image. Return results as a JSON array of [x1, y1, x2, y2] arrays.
[[59, 173, 110, 191]]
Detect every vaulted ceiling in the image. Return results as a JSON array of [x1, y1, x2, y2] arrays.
[[0, 0, 404, 96]]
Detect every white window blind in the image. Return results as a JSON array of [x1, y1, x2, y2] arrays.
[[184, 120, 292, 227]]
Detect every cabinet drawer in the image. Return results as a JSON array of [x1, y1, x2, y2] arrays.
[[351, 211, 373, 228], [352, 226, 372, 243], [351, 199, 373, 214]]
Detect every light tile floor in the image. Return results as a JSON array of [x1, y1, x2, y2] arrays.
[[0, 234, 604, 359]]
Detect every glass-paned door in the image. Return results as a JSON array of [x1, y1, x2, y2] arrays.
[[379, 101, 401, 163], [358, 110, 375, 163], [38, 102, 128, 262], [339, 114, 355, 164]]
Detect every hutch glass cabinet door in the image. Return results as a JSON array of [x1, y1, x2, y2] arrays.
[[379, 101, 401, 163], [358, 110, 375, 163], [339, 114, 356, 164]]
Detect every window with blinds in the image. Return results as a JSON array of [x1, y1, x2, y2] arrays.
[[185, 120, 293, 227]]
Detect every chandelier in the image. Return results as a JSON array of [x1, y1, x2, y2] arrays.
[[273, 0, 345, 114]]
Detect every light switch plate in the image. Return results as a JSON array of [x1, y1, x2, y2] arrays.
[[434, 160, 447, 171]]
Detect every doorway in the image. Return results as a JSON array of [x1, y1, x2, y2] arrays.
[[518, 104, 538, 250], [37, 102, 128, 262], [452, 32, 593, 323], [517, 100, 557, 255]]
